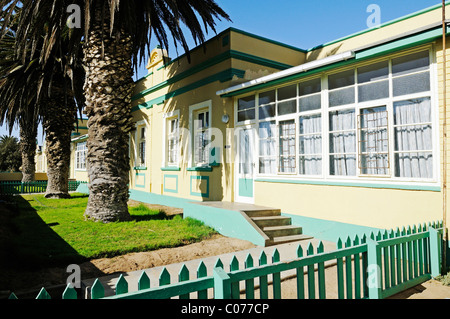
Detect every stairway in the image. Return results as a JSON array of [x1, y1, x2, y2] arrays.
[[242, 208, 313, 246]]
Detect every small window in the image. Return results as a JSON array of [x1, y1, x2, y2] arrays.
[[278, 120, 296, 174], [357, 61, 389, 102], [392, 51, 430, 97], [299, 78, 321, 112], [238, 96, 256, 122], [259, 90, 276, 120], [259, 121, 277, 174], [328, 70, 356, 107], [166, 117, 179, 166], [329, 109, 356, 176], [277, 84, 297, 116], [137, 126, 146, 167], [194, 109, 211, 166], [76, 142, 87, 170]]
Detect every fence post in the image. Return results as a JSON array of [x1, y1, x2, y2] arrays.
[[367, 239, 382, 299], [213, 267, 232, 299], [429, 227, 442, 277]]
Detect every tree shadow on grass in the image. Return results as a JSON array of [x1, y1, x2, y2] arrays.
[[131, 210, 176, 222], [0, 195, 105, 298]]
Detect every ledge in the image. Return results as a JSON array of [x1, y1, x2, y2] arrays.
[[255, 178, 441, 192], [133, 167, 147, 171], [161, 167, 181, 171], [187, 166, 213, 172]]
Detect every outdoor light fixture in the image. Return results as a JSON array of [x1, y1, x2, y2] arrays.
[[221, 114, 230, 124]]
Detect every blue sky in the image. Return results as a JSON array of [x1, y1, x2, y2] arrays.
[[0, 0, 443, 144]]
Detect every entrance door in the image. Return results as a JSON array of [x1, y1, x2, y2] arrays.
[[235, 126, 255, 203]]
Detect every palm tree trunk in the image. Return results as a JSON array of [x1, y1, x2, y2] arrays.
[[19, 116, 38, 183], [83, 2, 134, 222], [42, 91, 76, 199]]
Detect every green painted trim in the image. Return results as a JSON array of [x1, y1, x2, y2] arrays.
[[255, 178, 441, 192], [135, 173, 146, 189], [355, 27, 446, 60], [132, 50, 290, 101], [187, 166, 213, 172], [161, 167, 181, 171], [190, 176, 210, 198], [308, 1, 450, 52], [163, 174, 179, 194], [132, 68, 245, 113], [131, 101, 154, 112], [133, 167, 147, 171]]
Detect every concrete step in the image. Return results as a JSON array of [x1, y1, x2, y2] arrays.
[[243, 209, 281, 218], [262, 225, 303, 238], [268, 234, 315, 246], [251, 216, 292, 228]]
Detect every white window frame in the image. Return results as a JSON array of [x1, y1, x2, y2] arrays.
[[235, 45, 439, 186], [163, 110, 180, 168], [189, 100, 212, 168], [135, 120, 147, 168], [75, 141, 87, 171]]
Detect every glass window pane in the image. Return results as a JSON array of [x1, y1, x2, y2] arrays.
[[259, 90, 276, 105], [278, 84, 297, 101], [392, 51, 430, 77], [299, 156, 322, 175], [329, 132, 356, 153], [395, 152, 433, 178], [300, 114, 322, 134], [357, 61, 389, 84], [330, 155, 356, 176], [329, 109, 355, 131], [328, 69, 355, 90], [393, 72, 430, 97], [278, 100, 297, 116], [259, 158, 276, 174], [358, 80, 389, 102], [393, 97, 432, 125], [299, 135, 322, 155], [394, 125, 433, 151], [259, 121, 276, 139], [259, 104, 276, 120], [361, 154, 389, 175], [299, 94, 321, 112], [329, 87, 355, 107], [238, 96, 255, 110], [238, 109, 255, 122], [300, 78, 321, 96]]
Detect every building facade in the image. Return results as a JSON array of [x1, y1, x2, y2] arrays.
[[71, 3, 450, 242]]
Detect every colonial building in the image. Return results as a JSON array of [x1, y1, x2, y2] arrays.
[[71, 3, 450, 247]]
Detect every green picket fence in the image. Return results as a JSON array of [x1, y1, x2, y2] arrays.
[[0, 181, 81, 195], [8, 221, 445, 300]]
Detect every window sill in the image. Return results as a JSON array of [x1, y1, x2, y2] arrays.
[[134, 167, 147, 171], [187, 166, 213, 172], [255, 177, 441, 192], [161, 167, 181, 171]]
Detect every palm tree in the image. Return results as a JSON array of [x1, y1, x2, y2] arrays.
[[0, 6, 85, 197], [1, 0, 230, 222]]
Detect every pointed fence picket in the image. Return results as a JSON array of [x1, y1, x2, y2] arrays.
[[8, 221, 445, 300]]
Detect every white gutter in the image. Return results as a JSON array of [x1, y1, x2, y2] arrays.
[[216, 50, 355, 96]]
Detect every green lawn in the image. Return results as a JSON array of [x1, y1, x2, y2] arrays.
[[6, 193, 217, 267]]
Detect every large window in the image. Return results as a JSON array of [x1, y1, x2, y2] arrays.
[[193, 108, 211, 166], [76, 142, 87, 170], [238, 48, 435, 183]]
